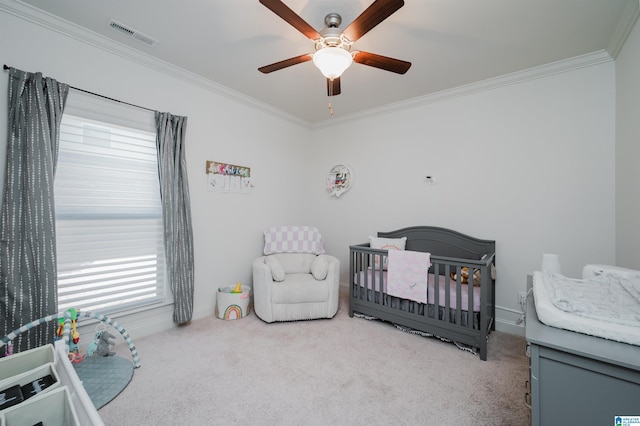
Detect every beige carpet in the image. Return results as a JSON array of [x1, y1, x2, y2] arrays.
[[99, 288, 530, 426]]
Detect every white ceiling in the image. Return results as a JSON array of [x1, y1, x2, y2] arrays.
[[16, 0, 639, 125]]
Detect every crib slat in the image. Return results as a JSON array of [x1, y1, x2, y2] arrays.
[[468, 268, 474, 328], [444, 266, 452, 314], [455, 265, 462, 326], [433, 263, 441, 319], [363, 251, 369, 301], [444, 262, 452, 312], [359, 252, 366, 302], [350, 249, 355, 309], [377, 254, 385, 306], [360, 252, 364, 299]]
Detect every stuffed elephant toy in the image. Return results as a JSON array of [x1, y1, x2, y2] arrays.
[[96, 331, 116, 357]]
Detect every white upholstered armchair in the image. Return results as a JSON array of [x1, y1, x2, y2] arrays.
[[252, 226, 340, 323]]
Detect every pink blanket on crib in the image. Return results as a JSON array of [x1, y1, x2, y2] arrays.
[[386, 250, 431, 303]]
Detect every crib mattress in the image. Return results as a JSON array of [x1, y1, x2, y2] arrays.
[[532, 271, 640, 346], [355, 270, 481, 312]]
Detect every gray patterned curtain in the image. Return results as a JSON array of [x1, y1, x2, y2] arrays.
[[155, 112, 194, 325], [0, 68, 69, 353]]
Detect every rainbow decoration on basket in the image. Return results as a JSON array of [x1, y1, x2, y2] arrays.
[[215, 302, 251, 320], [222, 305, 243, 320]]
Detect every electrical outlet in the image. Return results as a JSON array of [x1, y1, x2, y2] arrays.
[[518, 291, 527, 306]]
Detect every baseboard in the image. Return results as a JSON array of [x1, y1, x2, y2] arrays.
[[73, 297, 232, 352], [76, 303, 176, 349], [494, 318, 525, 336], [495, 305, 525, 336]]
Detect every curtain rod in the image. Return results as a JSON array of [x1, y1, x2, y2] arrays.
[[3, 64, 156, 114]]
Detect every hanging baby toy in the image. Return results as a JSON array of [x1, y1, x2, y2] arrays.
[[87, 323, 116, 356], [86, 323, 104, 356], [96, 330, 116, 357], [86, 323, 116, 357], [57, 308, 83, 363]]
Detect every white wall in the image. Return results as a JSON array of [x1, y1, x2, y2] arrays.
[[308, 63, 617, 332], [0, 3, 622, 341], [616, 17, 640, 269], [0, 5, 310, 339]]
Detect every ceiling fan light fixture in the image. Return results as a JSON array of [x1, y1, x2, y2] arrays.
[[313, 47, 353, 79]]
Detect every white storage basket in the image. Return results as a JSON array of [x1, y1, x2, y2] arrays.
[[2, 386, 80, 426], [216, 285, 251, 320], [0, 345, 55, 387]]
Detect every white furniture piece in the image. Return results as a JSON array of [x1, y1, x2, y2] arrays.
[[525, 274, 640, 425], [252, 253, 340, 322], [0, 340, 104, 425]]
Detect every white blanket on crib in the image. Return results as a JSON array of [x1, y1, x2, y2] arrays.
[[386, 250, 431, 304]]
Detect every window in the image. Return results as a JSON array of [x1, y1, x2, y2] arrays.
[[54, 90, 168, 315]]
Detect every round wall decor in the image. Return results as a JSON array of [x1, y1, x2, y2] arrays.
[[327, 164, 353, 198]]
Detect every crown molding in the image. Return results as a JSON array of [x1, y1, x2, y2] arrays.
[[311, 49, 614, 130], [0, 0, 311, 129], [607, 0, 640, 59]]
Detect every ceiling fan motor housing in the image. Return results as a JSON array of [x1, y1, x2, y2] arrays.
[[325, 13, 341, 28], [317, 13, 352, 51]]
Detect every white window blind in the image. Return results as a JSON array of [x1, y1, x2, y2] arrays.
[[55, 90, 167, 315]]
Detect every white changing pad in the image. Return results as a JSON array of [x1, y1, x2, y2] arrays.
[[532, 270, 640, 346]]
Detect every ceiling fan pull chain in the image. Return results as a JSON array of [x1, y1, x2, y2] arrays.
[[328, 100, 334, 116]]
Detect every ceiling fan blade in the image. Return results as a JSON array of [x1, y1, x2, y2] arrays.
[[259, 0, 322, 40], [353, 51, 411, 74], [342, 0, 405, 42], [327, 77, 341, 96], [258, 54, 313, 73]]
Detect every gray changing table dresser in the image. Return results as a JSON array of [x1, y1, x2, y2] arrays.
[[525, 276, 640, 425]]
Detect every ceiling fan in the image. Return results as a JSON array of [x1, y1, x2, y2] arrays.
[[258, 0, 411, 97]]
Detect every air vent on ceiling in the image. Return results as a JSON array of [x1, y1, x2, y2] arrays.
[[108, 19, 158, 47]]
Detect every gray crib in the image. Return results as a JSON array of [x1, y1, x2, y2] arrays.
[[349, 226, 496, 360]]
